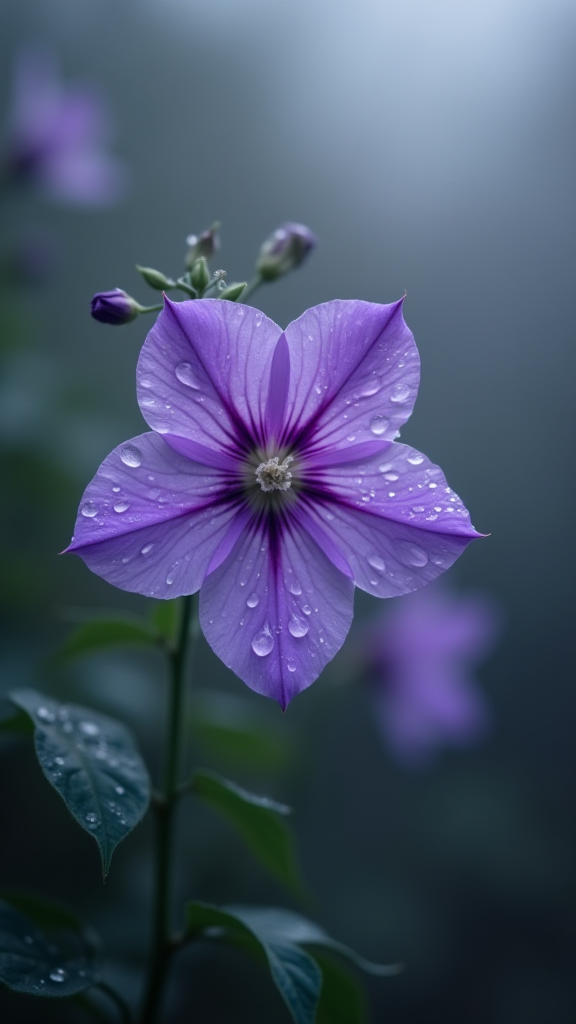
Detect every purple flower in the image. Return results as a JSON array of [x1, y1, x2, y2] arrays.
[[3, 47, 126, 205], [256, 223, 317, 281], [91, 289, 140, 326], [66, 297, 481, 708], [366, 586, 499, 765]]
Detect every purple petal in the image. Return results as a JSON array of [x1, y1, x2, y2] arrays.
[[65, 432, 241, 598], [137, 299, 282, 454], [281, 299, 418, 451], [199, 514, 355, 709], [265, 333, 290, 445]]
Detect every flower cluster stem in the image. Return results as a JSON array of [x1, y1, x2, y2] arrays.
[[140, 593, 196, 1024]]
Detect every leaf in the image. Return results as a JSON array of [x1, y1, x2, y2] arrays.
[[10, 689, 151, 876], [0, 896, 97, 997], [53, 615, 159, 665], [313, 952, 370, 1024], [186, 901, 321, 1024], [0, 699, 33, 735], [192, 769, 302, 893], [192, 691, 289, 767]]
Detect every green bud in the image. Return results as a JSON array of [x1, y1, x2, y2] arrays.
[[190, 257, 210, 294], [218, 282, 247, 302], [136, 265, 175, 290], [185, 222, 220, 268]]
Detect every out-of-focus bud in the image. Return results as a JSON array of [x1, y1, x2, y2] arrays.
[[185, 222, 220, 268], [190, 257, 210, 294], [136, 265, 175, 290], [90, 288, 140, 325], [255, 222, 317, 281], [218, 282, 247, 302]]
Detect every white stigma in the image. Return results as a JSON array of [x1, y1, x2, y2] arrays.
[[255, 455, 294, 492]]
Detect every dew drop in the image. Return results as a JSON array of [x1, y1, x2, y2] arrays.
[[141, 543, 154, 557], [85, 812, 98, 828], [79, 721, 99, 736], [378, 462, 393, 473], [302, 605, 312, 615], [431, 554, 445, 565], [37, 706, 56, 723], [390, 382, 410, 403], [165, 563, 179, 585], [112, 485, 121, 493], [49, 969, 67, 984], [113, 500, 131, 513], [412, 505, 425, 513], [388, 491, 396, 498], [400, 543, 429, 567], [251, 628, 274, 657], [383, 472, 399, 482], [370, 415, 389, 436], [246, 593, 259, 608], [120, 444, 142, 468], [428, 481, 437, 489], [175, 361, 201, 389], [115, 785, 125, 795], [54, 756, 65, 766], [288, 618, 309, 638], [360, 377, 382, 397], [81, 501, 98, 518], [407, 453, 424, 465], [287, 659, 297, 673], [368, 554, 385, 573], [289, 581, 302, 596]]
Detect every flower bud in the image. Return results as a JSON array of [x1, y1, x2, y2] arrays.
[[136, 265, 175, 290], [90, 289, 140, 325], [218, 282, 247, 302], [185, 222, 220, 268], [255, 222, 317, 281], [190, 257, 210, 294]]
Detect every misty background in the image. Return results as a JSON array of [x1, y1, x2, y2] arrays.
[[0, 0, 574, 1021]]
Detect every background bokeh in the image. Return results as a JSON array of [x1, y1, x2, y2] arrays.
[[1, 0, 575, 1021]]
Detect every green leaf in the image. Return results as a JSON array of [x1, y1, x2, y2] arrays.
[[54, 615, 159, 665], [186, 901, 321, 1024], [0, 896, 97, 997], [192, 769, 301, 893], [10, 689, 151, 876], [0, 699, 33, 735], [192, 691, 289, 768], [313, 952, 370, 1024], [149, 599, 179, 644]]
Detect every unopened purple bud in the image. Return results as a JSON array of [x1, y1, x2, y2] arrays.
[[185, 222, 220, 268], [90, 289, 140, 325], [256, 222, 317, 281]]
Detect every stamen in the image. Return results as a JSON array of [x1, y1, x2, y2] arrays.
[[255, 455, 294, 492]]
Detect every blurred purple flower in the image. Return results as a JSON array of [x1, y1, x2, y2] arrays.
[[3, 47, 126, 205], [256, 223, 317, 280], [66, 297, 481, 708], [366, 586, 500, 766]]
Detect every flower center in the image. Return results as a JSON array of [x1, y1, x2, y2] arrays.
[[255, 455, 294, 492]]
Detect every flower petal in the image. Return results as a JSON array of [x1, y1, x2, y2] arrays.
[[264, 333, 290, 446], [65, 432, 241, 598], [199, 514, 354, 709], [297, 442, 480, 597], [281, 299, 418, 451], [137, 298, 282, 454]]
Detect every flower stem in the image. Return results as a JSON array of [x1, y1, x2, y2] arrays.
[[140, 593, 197, 1024]]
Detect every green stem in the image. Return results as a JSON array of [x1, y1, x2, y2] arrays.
[[140, 594, 197, 1024], [136, 303, 164, 315]]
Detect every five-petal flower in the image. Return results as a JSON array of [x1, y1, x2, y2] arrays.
[[66, 297, 482, 708]]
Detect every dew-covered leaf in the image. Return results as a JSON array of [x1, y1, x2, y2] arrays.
[[186, 901, 321, 1024], [0, 897, 97, 997], [192, 769, 301, 892], [10, 689, 151, 876], [53, 615, 159, 665]]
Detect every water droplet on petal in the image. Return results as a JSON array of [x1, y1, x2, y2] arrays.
[[302, 605, 312, 615], [400, 543, 429, 567], [81, 501, 98, 518], [360, 377, 382, 397], [368, 554, 385, 573], [120, 444, 142, 468], [383, 472, 398, 482], [412, 505, 425, 513], [141, 543, 154, 557], [246, 593, 259, 608], [165, 563, 179, 585], [407, 453, 424, 465], [112, 485, 121, 493], [289, 581, 302, 596], [390, 383, 410, 403], [175, 362, 201, 389], [370, 415, 389, 436], [288, 618, 309, 638], [287, 659, 297, 673], [431, 554, 445, 565], [49, 969, 67, 983], [251, 628, 274, 657], [113, 500, 131, 513]]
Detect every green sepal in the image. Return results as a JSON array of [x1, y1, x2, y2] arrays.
[[190, 257, 210, 294], [0, 893, 97, 997], [191, 769, 302, 893], [186, 902, 321, 1024], [10, 689, 151, 877], [135, 265, 175, 290], [218, 282, 247, 301], [52, 612, 160, 666]]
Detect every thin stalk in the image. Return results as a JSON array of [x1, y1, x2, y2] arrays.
[[140, 594, 196, 1024]]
